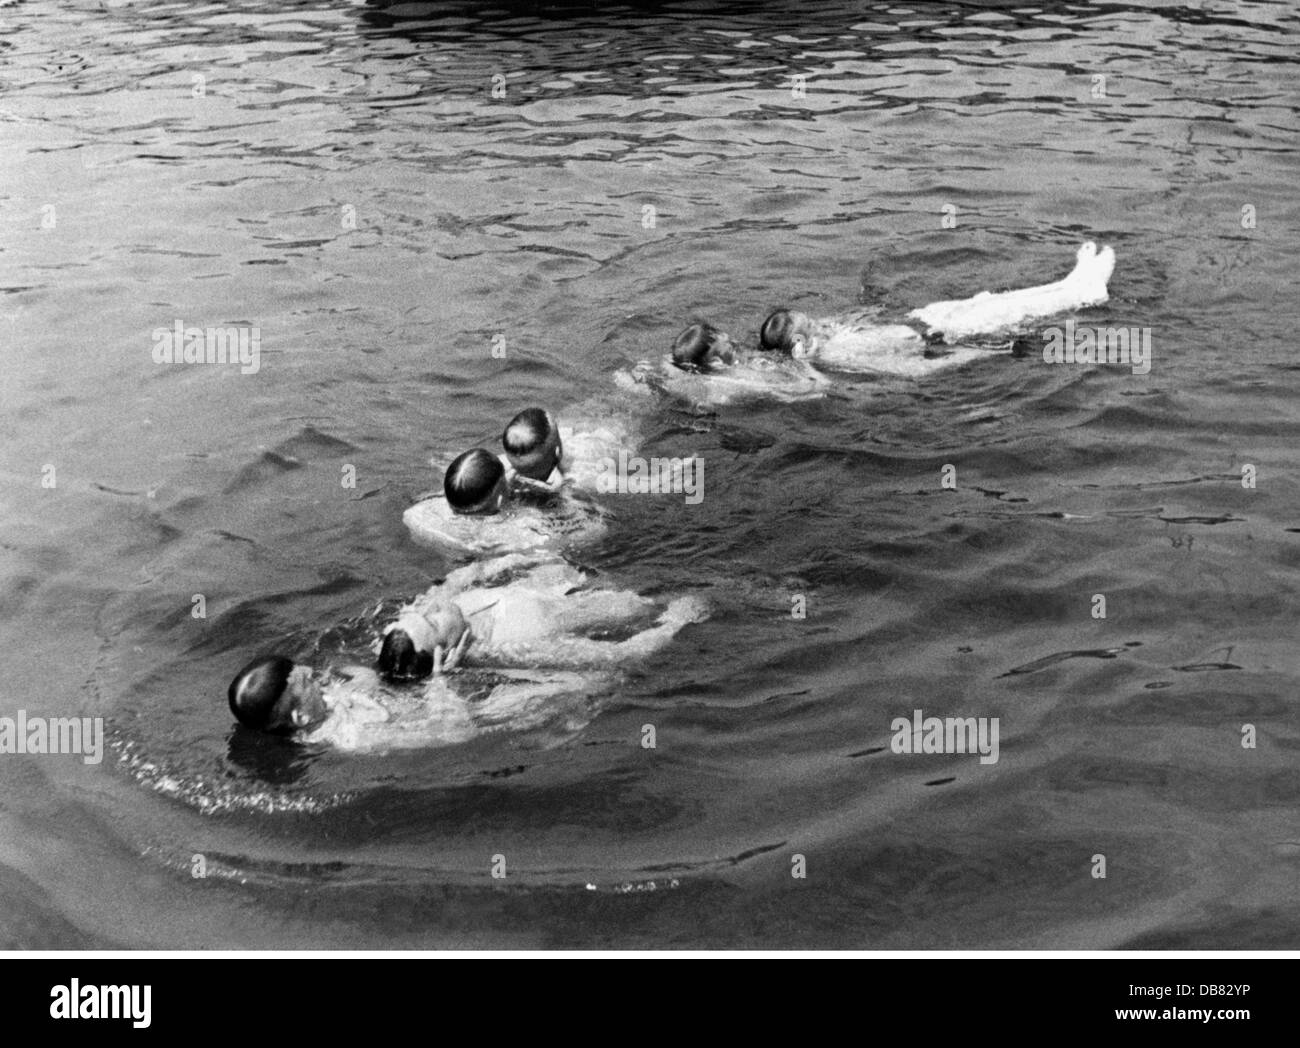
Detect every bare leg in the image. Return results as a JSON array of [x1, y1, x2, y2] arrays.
[[528, 595, 708, 667], [552, 589, 657, 633], [471, 670, 598, 730], [907, 242, 1115, 340], [439, 552, 549, 596]]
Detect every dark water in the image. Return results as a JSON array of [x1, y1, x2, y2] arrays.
[[2, 0, 1299, 948]]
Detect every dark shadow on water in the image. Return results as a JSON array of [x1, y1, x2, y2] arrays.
[[226, 727, 319, 786]]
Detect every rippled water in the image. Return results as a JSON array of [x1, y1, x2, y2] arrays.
[[2, 0, 1299, 948]]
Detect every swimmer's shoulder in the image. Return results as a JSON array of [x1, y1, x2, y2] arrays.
[[302, 672, 389, 748]]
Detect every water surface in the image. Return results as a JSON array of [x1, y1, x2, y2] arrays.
[[2, 0, 1299, 948]]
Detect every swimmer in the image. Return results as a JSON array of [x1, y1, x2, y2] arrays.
[[443, 446, 560, 516], [501, 397, 666, 496], [443, 410, 585, 511], [502, 407, 565, 492], [670, 322, 738, 372], [405, 433, 610, 554], [227, 655, 383, 737], [648, 320, 831, 406], [484, 399, 649, 500], [377, 600, 473, 681], [226, 653, 598, 752], [758, 306, 975, 376], [405, 436, 610, 554], [378, 552, 709, 674], [441, 447, 512, 516], [229, 609, 471, 735], [758, 241, 1117, 374]]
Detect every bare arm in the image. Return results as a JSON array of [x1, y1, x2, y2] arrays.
[[512, 473, 566, 497]]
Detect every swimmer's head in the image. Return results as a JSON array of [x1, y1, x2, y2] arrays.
[[377, 604, 469, 681], [227, 656, 327, 735], [671, 322, 735, 372], [377, 629, 433, 681], [444, 448, 509, 515], [760, 308, 814, 359], [502, 407, 562, 481]]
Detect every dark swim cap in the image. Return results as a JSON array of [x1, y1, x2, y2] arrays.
[[228, 655, 294, 732], [759, 309, 799, 352], [502, 407, 554, 457], [502, 407, 561, 481], [444, 448, 505, 513], [377, 629, 434, 681], [671, 322, 726, 372]]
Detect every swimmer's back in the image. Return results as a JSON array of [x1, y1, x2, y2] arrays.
[[813, 319, 1002, 376], [454, 585, 555, 661], [403, 492, 606, 555], [654, 354, 830, 406], [302, 670, 475, 752]]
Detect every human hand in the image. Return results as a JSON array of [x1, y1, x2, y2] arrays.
[[511, 474, 561, 496], [431, 628, 472, 674]]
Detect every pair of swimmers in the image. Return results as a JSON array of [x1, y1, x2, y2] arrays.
[[441, 407, 566, 517], [227, 551, 708, 746], [226, 397, 697, 747], [665, 241, 1116, 387], [401, 399, 638, 556]]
